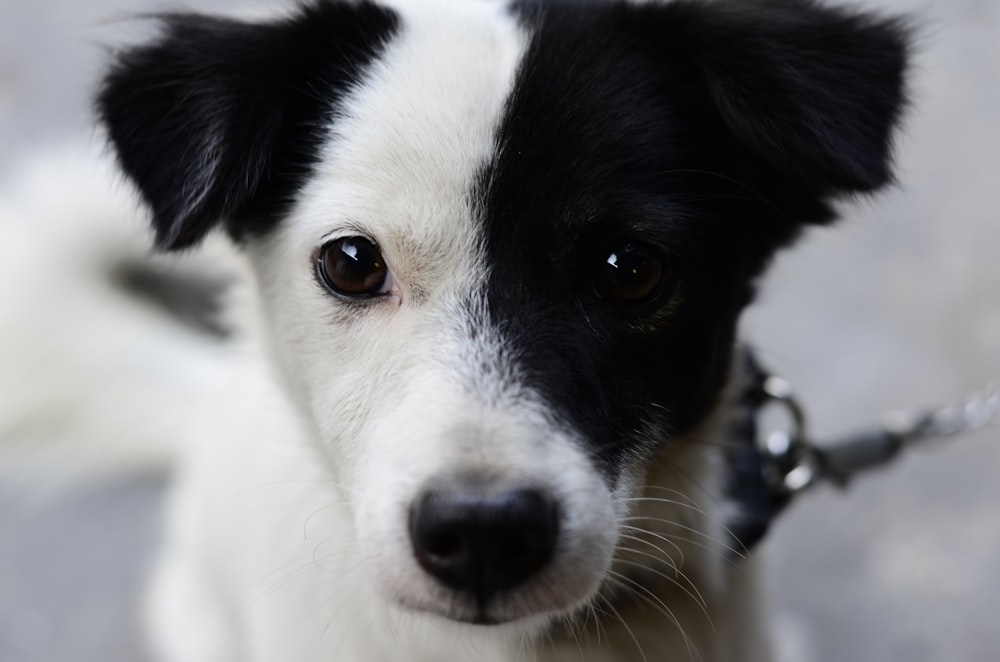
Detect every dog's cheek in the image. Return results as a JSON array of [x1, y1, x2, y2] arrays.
[[240, 236, 404, 481]]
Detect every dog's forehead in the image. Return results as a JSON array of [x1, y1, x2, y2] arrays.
[[292, 1, 526, 271]]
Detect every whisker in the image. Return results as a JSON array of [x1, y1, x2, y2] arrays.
[[318, 562, 367, 642], [617, 531, 681, 570], [623, 495, 706, 511], [568, 613, 587, 660], [609, 571, 700, 661], [584, 602, 602, 649], [625, 493, 750, 559], [613, 543, 707, 609], [302, 502, 340, 539], [253, 557, 319, 604], [627, 529, 745, 564], [640, 484, 701, 498], [597, 587, 650, 662], [619, 523, 687, 568], [623, 515, 746, 560], [249, 550, 323, 598], [251, 540, 355, 604], [612, 557, 713, 632], [581, 597, 621, 645], [570, 598, 611, 651]]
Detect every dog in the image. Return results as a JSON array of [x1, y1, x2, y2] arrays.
[[92, 0, 910, 660]]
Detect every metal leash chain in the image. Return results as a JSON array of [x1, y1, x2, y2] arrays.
[[757, 372, 1000, 496]]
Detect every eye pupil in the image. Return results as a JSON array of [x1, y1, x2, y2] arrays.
[[593, 243, 663, 304], [319, 236, 388, 297]]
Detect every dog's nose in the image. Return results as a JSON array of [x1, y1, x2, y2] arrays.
[[409, 488, 559, 603]]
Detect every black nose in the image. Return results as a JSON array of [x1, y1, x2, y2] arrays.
[[409, 488, 559, 604]]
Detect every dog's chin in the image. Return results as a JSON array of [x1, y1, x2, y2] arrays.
[[401, 601, 551, 629], [395, 594, 571, 633], [388, 573, 604, 631]]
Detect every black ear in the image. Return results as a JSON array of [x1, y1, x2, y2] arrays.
[[97, 1, 398, 251], [659, 0, 911, 196]]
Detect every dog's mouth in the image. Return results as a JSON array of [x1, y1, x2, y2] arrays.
[[436, 605, 531, 627], [464, 612, 503, 626], [398, 585, 582, 628]]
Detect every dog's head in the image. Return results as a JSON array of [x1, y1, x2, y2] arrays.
[[99, 0, 908, 629]]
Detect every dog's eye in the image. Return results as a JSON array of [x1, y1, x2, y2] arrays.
[[592, 243, 664, 304], [317, 236, 389, 298]]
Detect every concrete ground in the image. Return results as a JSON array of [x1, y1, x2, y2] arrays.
[[1, 1, 998, 661]]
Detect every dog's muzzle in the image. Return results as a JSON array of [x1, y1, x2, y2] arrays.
[[408, 485, 559, 612]]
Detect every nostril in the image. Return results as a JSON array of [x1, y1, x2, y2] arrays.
[[423, 529, 465, 560], [409, 487, 559, 603]]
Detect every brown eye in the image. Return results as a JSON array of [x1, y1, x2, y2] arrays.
[[592, 243, 664, 304], [317, 236, 388, 298]]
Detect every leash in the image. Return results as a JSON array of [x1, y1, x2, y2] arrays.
[[724, 351, 999, 555]]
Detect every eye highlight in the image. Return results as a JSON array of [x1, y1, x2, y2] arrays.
[[592, 243, 664, 304], [317, 236, 389, 298]]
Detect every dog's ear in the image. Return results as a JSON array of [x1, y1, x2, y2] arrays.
[[97, 2, 398, 251], [649, 0, 910, 198]]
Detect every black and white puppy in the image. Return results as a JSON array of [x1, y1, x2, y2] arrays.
[[97, 0, 909, 660]]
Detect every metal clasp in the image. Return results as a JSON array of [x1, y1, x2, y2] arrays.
[[757, 375, 819, 495]]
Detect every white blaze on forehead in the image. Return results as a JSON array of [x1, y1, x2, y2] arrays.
[[291, 0, 528, 295]]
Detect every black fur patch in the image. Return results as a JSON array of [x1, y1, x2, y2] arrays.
[[97, 1, 399, 250], [479, 0, 909, 475]]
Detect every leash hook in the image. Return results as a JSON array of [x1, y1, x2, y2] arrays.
[[756, 375, 820, 495]]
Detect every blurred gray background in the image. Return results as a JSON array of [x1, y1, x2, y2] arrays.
[[0, 0, 997, 661]]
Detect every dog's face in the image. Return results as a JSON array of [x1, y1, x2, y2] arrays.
[[99, 0, 907, 628]]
